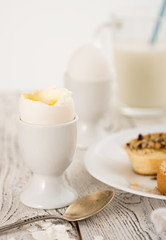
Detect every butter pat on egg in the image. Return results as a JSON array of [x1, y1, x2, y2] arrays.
[[19, 87, 75, 125]]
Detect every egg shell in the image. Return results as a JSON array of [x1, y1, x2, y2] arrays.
[[19, 96, 75, 125]]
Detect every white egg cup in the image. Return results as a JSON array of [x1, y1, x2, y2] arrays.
[[65, 76, 111, 149], [19, 116, 78, 209]]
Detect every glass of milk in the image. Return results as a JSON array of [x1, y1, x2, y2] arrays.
[[96, 16, 166, 116]]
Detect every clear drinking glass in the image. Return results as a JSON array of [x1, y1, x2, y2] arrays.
[[96, 16, 166, 116]]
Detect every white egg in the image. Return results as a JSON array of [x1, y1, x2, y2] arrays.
[[19, 87, 75, 125], [66, 45, 111, 81]]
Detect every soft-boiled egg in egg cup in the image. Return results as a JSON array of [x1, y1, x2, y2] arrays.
[[64, 45, 112, 149], [19, 87, 78, 209]]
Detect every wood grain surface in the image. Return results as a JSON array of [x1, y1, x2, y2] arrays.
[[0, 93, 166, 240]]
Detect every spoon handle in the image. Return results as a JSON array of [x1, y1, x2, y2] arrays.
[[0, 215, 64, 233]]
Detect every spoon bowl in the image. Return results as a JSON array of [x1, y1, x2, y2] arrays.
[[64, 190, 114, 221], [0, 190, 114, 233]]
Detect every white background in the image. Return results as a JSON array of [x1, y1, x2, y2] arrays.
[[0, 0, 161, 91]]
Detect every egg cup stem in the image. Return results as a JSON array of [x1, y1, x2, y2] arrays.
[[77, 120, 100, 149]]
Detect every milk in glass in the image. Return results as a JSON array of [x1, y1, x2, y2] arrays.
[[114, 42, 166, 112]]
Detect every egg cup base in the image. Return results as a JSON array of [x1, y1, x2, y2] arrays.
[[20, 174, 78, 209]]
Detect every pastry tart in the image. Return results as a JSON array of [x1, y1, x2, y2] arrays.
[[157, 160, 166, 195], [124, 133, 166, 175]]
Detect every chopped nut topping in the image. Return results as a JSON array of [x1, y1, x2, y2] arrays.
[[126, 132, 166, 150], [138, 134, 144, 141]]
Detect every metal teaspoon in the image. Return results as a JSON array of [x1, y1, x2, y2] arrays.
[[0, 190, 114, 233]]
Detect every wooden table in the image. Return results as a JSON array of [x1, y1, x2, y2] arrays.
[[0, 92, 166, 240]]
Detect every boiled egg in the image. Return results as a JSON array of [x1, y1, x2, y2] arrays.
[[19, 87, 75, 125], [66, 45, 111, 81]]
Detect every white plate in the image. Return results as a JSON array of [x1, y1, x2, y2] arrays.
[[84, 125, 166, 200]]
